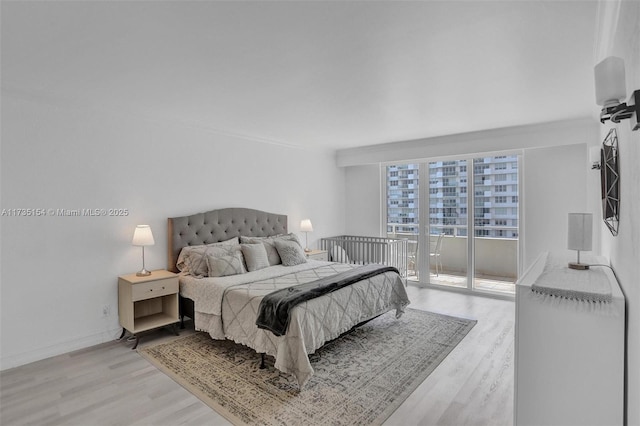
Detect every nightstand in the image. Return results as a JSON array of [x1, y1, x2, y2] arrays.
[[118, 270, 179, 349], [306, 249, 328, 261]]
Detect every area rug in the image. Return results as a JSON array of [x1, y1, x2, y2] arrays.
[[138, 308, 476, 425]]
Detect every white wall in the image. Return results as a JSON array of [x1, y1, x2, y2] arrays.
[[596, 2, 640, 423], [521, 144, 589, 269], [603, 114, 640, 426], [0, 94, 346, 370], [337, 118, 597, 167], [344, 165, 382, 236]]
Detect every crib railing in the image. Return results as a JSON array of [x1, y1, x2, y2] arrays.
[[319, 235, 409, 278]]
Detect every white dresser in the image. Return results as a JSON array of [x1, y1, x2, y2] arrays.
[[514, 252, 625, 426]]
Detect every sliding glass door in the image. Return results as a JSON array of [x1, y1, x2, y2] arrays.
[[385, 154, 519, 295], [386, 164, 419, 277], [426, 160, 468, 289], [472, 156, 519, 294]]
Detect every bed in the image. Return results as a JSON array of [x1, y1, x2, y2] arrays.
[[168, 207, 410, 388]]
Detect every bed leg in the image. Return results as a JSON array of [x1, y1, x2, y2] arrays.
[[180, 315, 185, 329], [260, 353, 266, 369]]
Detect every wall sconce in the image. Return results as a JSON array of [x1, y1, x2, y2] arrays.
[[300, 219, 313, 252], [594, 56, 639, 131], [567, 213, 593, 270], [132, 225, 155, 276]]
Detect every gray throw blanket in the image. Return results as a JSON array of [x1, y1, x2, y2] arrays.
[[256, 264, 399, 336]]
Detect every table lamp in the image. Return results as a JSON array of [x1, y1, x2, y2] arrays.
[[568, 213, 592, 270], [300, 219, 313, 252], [132, 225, 155, 276]]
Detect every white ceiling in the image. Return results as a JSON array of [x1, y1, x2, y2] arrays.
[[1, 1, 599, 150]]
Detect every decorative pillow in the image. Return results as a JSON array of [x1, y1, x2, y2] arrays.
[[176, 237, 239, 272], [206, 251, 246, 277], [331, 245, 350, 263], [274, 239, 308, 266], [240, 235, 280, 265], [241, 243, 270, 272], [184, 244, 241, 278], [240, 234, 301, 266]]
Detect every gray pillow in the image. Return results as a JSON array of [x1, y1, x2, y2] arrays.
[[206, 251, 247, 277], [184, 244, 241, 278], [274, 239, 308, 266], [241, 243, 270, 272], [240, 235, 280, 265], [240, 233, 301, 266], [176, 237, 239, 272]]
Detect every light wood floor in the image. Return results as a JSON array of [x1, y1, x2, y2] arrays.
[[1, 285, 515, 425]]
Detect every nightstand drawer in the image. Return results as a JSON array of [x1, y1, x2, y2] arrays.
[[306, 250, 328, 261], [132, 278, 178, 301]]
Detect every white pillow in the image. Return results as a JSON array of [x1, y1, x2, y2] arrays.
[[241, 243, 270, 272], [331, 246, 350, 263]]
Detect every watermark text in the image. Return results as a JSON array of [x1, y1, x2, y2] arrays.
[[1, 208, 130, 217]]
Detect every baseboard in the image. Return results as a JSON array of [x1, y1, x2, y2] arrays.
[[0, 327, 122, 371]]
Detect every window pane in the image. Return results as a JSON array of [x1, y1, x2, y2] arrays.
[[473, 155, 518, 294], [426, 160, 468, 288], [386, 164, 419, 235]]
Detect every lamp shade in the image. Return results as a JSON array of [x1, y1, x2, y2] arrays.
[[595, 56, 627, 107], [300, 219, 313, 233], [132, 225, 155, 246], [568, 213, 592, 251]]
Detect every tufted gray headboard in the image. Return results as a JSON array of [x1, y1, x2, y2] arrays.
[[167, 207, 288, 272]]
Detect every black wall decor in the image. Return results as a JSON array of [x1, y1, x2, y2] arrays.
[[600, 128, 619, 236]]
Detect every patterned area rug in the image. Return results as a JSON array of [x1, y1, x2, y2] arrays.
[[138, 308, 476, 425]]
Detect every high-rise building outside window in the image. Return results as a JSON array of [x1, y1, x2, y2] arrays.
[[386, 156, 519, 239]]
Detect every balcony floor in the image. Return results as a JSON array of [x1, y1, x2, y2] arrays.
[[407, 271, 515, 295]]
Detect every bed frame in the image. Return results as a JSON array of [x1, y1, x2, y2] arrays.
[[167, 207, 288, 325]]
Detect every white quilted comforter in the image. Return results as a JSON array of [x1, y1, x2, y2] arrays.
[[179, 260, 410, 388]]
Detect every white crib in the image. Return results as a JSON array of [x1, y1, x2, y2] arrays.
[[319, 235, 409, 278]]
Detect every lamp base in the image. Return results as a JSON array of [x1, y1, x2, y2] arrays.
[[136, 269, 152, 277], [304, 248, 311, 253], [568, 262, 589, 270]]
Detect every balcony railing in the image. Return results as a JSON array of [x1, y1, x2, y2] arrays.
[[387, 226, 518, 282]]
